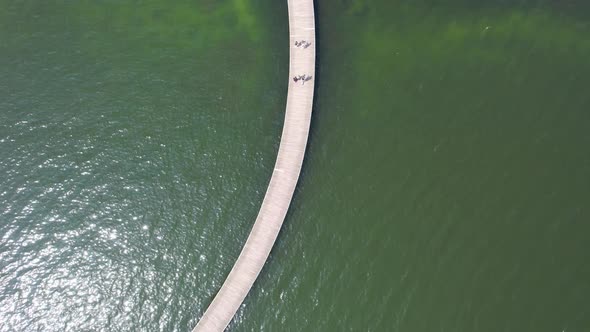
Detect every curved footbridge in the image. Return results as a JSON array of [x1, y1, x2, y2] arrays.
[[192, 0, 315, 331]]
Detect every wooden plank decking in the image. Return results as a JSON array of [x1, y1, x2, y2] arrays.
[[192, 0, 315, 330]]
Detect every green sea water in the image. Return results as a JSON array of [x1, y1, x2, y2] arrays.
[[1, 1, 590, 331]]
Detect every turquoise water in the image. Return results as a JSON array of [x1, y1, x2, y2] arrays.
[[1, 1, 590, 331]]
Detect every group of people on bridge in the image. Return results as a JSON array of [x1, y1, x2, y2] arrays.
[[293, 40, 312, 84], [293, 74, 313, 84], [294, 40, 311, 48]]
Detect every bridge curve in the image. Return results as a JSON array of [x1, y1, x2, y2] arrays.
[[192, 0, 315, 330]]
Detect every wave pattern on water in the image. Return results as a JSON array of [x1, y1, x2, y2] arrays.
[[0, 1, 287, 331]]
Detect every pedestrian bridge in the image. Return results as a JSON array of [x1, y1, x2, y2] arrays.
[[192, 0, 316, 330]]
